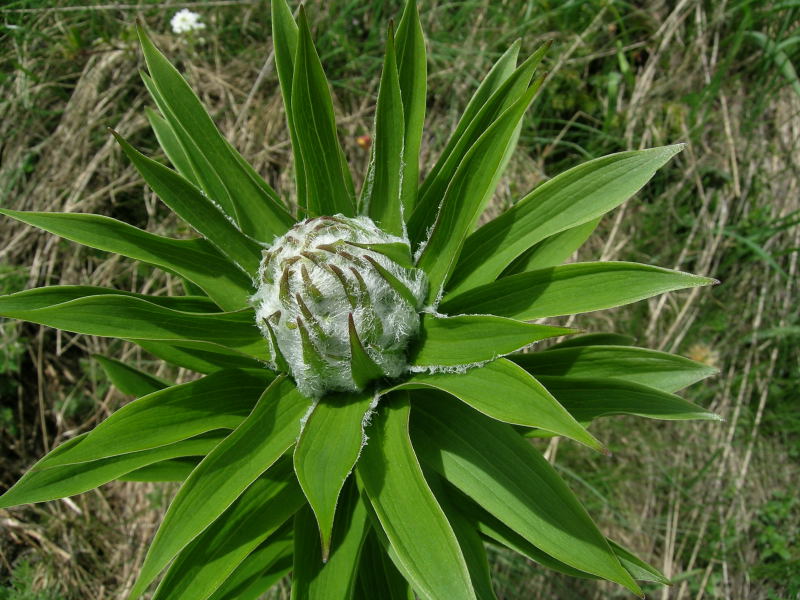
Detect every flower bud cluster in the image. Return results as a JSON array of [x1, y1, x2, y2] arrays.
[[252, 215, 427, 398]]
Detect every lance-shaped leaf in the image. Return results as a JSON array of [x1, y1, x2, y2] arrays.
[[536, 376, 722, 422], [411, 394, 642, 595], [417, 79, 544, 303], [294, 390, 374, 560], [93, 355, 170, 397], [411, 314, 573, 368], [345, 241, 413, 269], [0, 292, 268, 360], [153, 457, 305, 600], [361, 25, 404, 236], [550, 332, 636, 349], [271, 0, 307, 212], [291, 480, 369, 599], [119, 457, 199, 482], [357, 393, 478, 600], [292, 8, 355, 217], [135, 340, 262, 374], [348, 315, 384, 389], [355, 531, 414, 600], [113, 132, 263, 275], [137, 28, 293, 240], [391, 359, 603, 452], [410, 44, 548, 245], [127, 376, 310, 599], [395, 0, 426, 217], [0, 209, 253, 310], [44, 369, 272, 468], [503, 218, 599, 275], [512, 345, 717, 393], [440, 262, 716, 319], [0, 432, 224, 508], [447, 145, 685, 295], [145, 107, 198, 186], [208, 525, 294, 600]]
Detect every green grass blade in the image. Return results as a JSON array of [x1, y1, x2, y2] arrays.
[[291, 8, 355, 217], [441, 261, 716, 319], [395, 0, 427, 217], [153, 457, 304, 600], [207, 526, 293, 600], [410, 45, 547, 246], [448, 145, 685, 295], [127, 376, 310, 599], [293, 390, 374, 560], [357, 392, 477, 600], [291, 480, 369, 600], [410, 314, 574, 368], [0, 291, 268, 360], [503, 218, 599, 275], [416, 79, 543, 303], [361, 25, 404, 236], [43, 369, 272, 467], [271, 0, 306, 213], [93, 355, 170, 397], [0, 432, 224, 508], [511, 345, 718, 393], [411, 395, 641, 595], [113, 132, 263, 275], [118, 458, 199, 482], [536, 377, 722, 422], [0, 209, 253, 310], [145, 106, 198, 186], [393, 359, 603, 452], [137, 28, 294, 240]]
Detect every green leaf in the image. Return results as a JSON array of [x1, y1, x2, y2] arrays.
[[294, 390, 374, 560], [118, 457, 199, 482], [503, 218, 599, 275], [550, 332, 635, 349], [127, 376, 310, 599], [207, 526, 293, 600], [410, 44, 547, 246], [512, 345, 717, 393], [113, 132, 263, 275], [609, 540, 670, 584], [153, 456, 305, 600], [271, 0, 307, 213], [0, 291, 269, 360], [93, 355, 169, 397], [291, 8, 355, 217], [345, 241, 413, 269], [0, 209, 253, 311], [0, 432, 224, 508], [395, 0, 427, 217], [45, 369, 272, 467], [536, 376, 722, 422], [355, 531, 414, 600], [361, 25, 404, 236], [411, 394, 641, 594], [440, 261, 716, 319], [392, 359, 603, 452], [137, 28, 294, 240], [135, 340, 262, 374], [410, 314, 573, 368], [416, 78, 544, 303], [145, 106, 198, 186], [357, 392, 477, 600], [447, 145, 686, 295], [291, 480, 369, 600]]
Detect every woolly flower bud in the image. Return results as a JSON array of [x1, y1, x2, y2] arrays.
[[252, 215, 427, 398]]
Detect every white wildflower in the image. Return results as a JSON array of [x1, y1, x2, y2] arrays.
[[170, 9, 206, 34]]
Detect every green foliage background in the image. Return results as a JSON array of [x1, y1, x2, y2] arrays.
[[1, 0, 797, 598]]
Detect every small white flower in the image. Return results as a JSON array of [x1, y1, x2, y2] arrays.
[[170, 9, 206, 34]]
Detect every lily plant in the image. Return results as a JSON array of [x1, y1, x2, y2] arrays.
[[0, 2, 720, 599]]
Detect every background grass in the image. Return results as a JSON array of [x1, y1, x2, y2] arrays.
[[1, 0, 798, 598]]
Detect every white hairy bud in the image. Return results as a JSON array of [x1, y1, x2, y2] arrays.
[[252, 215, 427, 398]]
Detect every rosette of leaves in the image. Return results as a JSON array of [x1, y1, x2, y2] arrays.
[[0, 2, 721, 599]]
